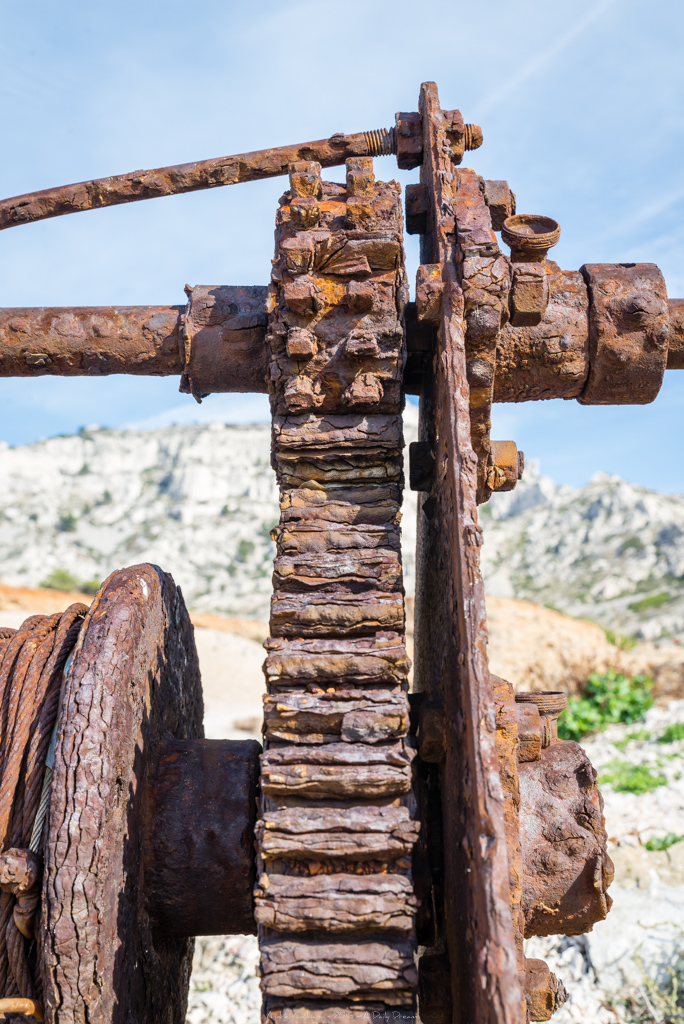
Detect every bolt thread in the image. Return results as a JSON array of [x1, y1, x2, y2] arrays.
[[464, 124, 483, 151], [363, 128, 396, 157]]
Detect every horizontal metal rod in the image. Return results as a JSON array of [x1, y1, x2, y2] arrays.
[[0, 286, 270, 393], [0, 128, 395, 232], [0, 293, 680, 400]]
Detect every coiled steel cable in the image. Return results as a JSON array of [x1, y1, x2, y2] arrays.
[[0, 605, 87, 1020]]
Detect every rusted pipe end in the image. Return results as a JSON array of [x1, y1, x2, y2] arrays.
[[502, 214, 560, 263]]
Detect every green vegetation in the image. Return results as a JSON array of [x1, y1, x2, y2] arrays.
[[96, 490, 112, 506], [80, 579, 102, 596], [622, 952, 684, 1022], [598, 760, 667, 795], [40, 569, 101, 594], [558, 669, 653, 741], [645, 833, 684, 852], [77, 463, 90, 475], [603, 627, 637, 650], [659, 722, 684, 744], [629, 591, 671, 613], [40, 569, 80, 592], [236, 539, 255, 562], [56, 512, 77, 533], [614, 729, 652, 751], [620, 535, 645, 553]]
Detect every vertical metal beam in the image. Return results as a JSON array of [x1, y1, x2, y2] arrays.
[[412, 81, 524, 1024]]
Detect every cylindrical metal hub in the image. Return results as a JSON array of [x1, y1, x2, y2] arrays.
[[144, 737, 260, 938]]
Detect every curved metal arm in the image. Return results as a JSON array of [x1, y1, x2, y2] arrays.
[[0, 128, 395, 231]]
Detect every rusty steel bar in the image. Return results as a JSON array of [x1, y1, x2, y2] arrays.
[[0, 304, 184, 376], [0, 129, 396, 231], [1, 290, 681, 393], [0, 286, 270, 392]]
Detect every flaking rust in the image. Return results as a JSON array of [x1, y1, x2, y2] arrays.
[[0, 80, 682, 1024]]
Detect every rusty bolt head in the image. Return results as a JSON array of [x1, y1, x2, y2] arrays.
[[488, 440, 525, 492], [394, 111, 423, 170], [509, 263, 550, 327], [524, 958, 568, 1021], [290, 198, 320, 230], [286, 328, 317, 361], [502, 214, 560, 263], [343, 372, 383, 406], [343, 329, 380, 359], [483, 180, 516, 231], [288, 161, 322, 199], [416, 264, 444, 324]]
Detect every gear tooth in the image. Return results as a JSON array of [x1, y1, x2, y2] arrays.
[[259, 176, 417, 1012]]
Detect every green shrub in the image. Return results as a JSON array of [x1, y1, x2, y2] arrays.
[[598, 760, 667, 795], [40, 569, 80, 592], [622, 951, 684, 1022], [236, 539, 255, 563], [659, 722, 684, 744], [80, 579, 102, 596], [645, 833, 684, 852], [615, 729, 652, 751], [603, 627, 637, 650], [629, 591, 671, 613], [56, 512, 77, 533], [558, 668, 653, 741]]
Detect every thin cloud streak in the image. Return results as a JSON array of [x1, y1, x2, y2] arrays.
[[474, 0, 620, 116]]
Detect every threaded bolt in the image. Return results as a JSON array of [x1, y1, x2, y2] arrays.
[[464, 124, 483, 151]]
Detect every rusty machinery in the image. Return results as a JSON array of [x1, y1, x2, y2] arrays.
[[0, 81, 681, 1024]]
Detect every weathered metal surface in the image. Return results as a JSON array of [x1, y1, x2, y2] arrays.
[[518, 741, 614, 938], [0, 304, 184, 377], [257, 156, 416, 1020], [145, 737, 260, 938], [580, 262, 670, 405], [501, 215, 560, 264], [179, 285, 269, 397], [524, 959, 568, 1021], [488, 440, 524, 493], [0, 287, 270, 392], [668, 297, 684, 368], [494, 266, 590, 402], [0, 131, 396, 231], [41, 564, 203, 1024], [0, 607, 87, 1008], [412, 81, 525, 1024]]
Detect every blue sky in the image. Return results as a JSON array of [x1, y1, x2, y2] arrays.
[[1, 0, 683, 490]]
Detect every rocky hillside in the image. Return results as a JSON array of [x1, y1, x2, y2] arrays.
[[0, 408, 682, 641], [484, 465, 684, 642]]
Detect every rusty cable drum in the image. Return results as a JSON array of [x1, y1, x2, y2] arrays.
[[0, 565, 260, 1024], [0, 604, 88, 1020]]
